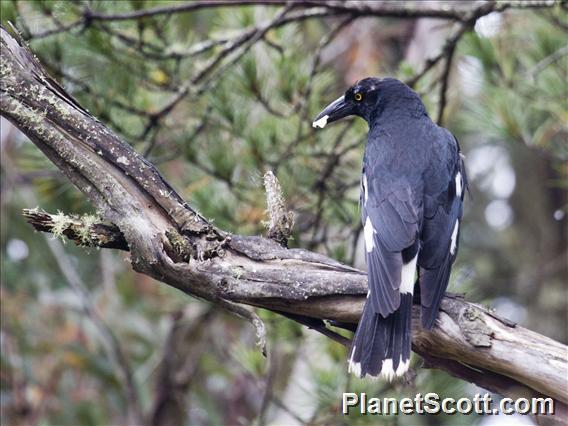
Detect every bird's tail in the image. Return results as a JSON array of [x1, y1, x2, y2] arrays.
[[348, 293, 412, 380]]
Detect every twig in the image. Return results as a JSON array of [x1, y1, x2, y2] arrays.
[[95, 22, 171, 60], [436, 41, 456, 126], [257, 345, 278, 426], [263, 171, 294, 247], [215, 298, 267, 357], [87, 0, 297, 22], [30, 19, 84, 39], [528, 44, 568, 77], [195, 3, 295, 94], [406, 0, 503, 88], [305, 15, 355, 95], [42, 59, 153, 118], [406, 20, 469, 88], [307, 122, 356, 247], [144, 6, 332, 122], [22, 208, 129, 251], [155, 36, 234, 61], [80, 0, 521, 23], [251, 83, 290, 118], [270, 396, 309, 425], [282, 15, 355, 163], [21, 0, 558, 43], [542, 10, 568, 31], [100, 0, 523, 126]]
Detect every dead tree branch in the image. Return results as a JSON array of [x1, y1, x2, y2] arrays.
[[23, 208, 129, 251], [1, 24, 567, 424], [81, 0, 558, 23], [263, 171, 294, 246]]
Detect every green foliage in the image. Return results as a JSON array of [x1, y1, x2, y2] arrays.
[[460, 13, 567, 159]]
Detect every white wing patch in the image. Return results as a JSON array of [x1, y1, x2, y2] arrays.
[[450, 219, 459, 255], [455, 171, 462, 197], [400, 254, 418, 294], [312, 115, 329, 128], [364, 217, 375, 253]]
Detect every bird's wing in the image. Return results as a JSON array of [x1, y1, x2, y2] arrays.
[[362, 176, 420, 318], [418, 134, 466, 328]]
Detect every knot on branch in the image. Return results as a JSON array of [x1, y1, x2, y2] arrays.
[[460, 306, 494, 348], [263, 171, 294, 247], [165, 229, 231, 263]]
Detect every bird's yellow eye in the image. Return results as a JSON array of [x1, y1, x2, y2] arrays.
[[354, 93, 363, 101]]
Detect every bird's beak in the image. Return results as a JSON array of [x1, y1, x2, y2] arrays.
[[312, 95, 353, 129]]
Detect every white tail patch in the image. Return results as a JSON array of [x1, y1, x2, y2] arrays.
[[450, 220, 459, 255], [396, 358, 410, 376], [312, 115, 329, 128], [380, 359, 395, 381], [455, 171, 462, 197], [400, 254, 418, 294], [348, 346, 361, 377], [380, 357, 410, 381], [364, 217, 375, 253]]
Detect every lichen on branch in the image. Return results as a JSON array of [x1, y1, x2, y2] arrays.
[[23, 208, 129, 250]]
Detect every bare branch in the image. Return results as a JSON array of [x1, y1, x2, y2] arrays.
[[83, 0, 559, 24], [87, 1, 298, 22], [31, 19, 84, 39], [406, 17, 471, 88], [436, 42, 456, 126], [215, 298, 268, 357], [23, 208, 129, 251], [404, 0, 530, 89], [528, 44, 568, 77], [19, 205, 568, 416], [263, 171, 294, 246]]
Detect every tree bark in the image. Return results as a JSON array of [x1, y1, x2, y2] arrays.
[[1, 26, 566, 422]]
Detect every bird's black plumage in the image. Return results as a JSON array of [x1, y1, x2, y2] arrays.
[[313, 77, 466, 379]]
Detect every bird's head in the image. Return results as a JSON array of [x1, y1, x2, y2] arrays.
[[312, 77, 421, 128]]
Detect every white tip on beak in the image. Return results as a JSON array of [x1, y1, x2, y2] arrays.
[[312, 115, 329, 129]]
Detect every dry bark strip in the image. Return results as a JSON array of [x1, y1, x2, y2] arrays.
[[1, 26, 567, 422]]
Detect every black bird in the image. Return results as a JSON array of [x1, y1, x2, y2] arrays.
[[313, 77, 466, 380]]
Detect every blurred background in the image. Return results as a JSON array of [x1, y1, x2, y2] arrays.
[[1, 1, 566, 425]]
